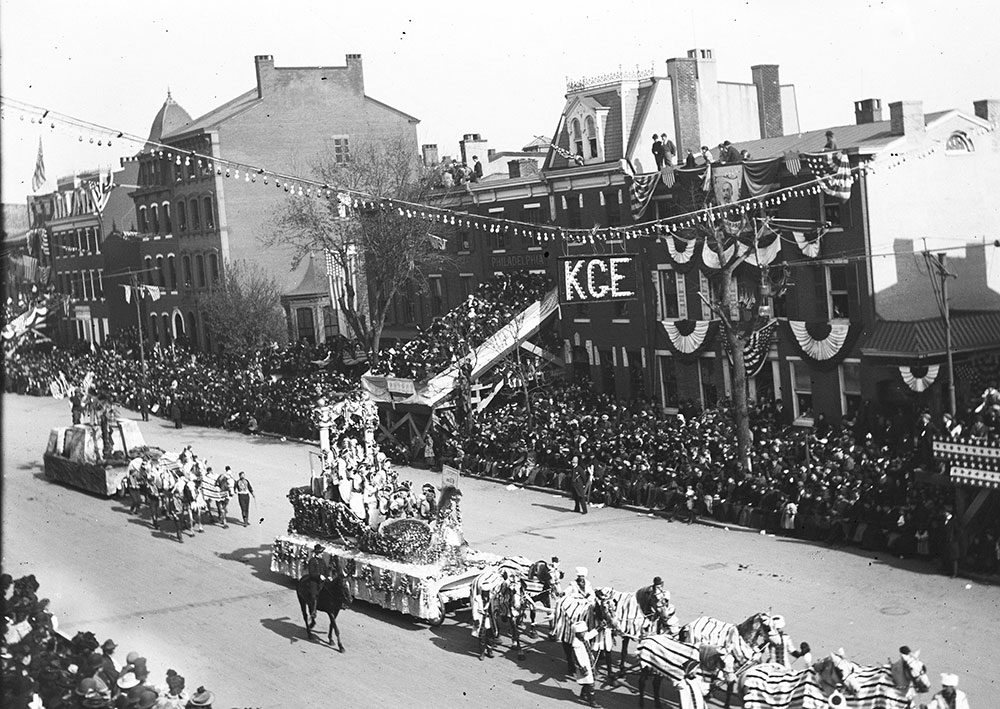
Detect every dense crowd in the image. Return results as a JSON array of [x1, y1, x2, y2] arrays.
[[455, 381, 1000, 575], [3, 336, 360, 440], [372, 272, 554, 380], [2, 574, 216, 709]]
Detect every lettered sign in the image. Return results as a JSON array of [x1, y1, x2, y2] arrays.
[[558, 254, 639, 304]]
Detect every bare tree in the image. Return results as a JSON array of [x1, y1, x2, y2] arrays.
[[202, 259, 287, 354], [269, 137, 452, 366]]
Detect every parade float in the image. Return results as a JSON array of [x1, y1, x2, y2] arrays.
[[270, 394, 500, 624], [43, 413, 147, 497]]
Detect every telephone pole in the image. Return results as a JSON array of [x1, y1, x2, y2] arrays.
[[129, 272, 150, 420], [926, 252, 957, 416]]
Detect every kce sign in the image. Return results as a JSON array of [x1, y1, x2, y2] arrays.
[[558, 254, 639, 304]]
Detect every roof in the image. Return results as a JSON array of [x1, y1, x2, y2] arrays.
[[626, 82, 657, 160], [282, 255, 328, 299], [521, 136, 550, 152], [364, 95, 420, 123], [146, 92, 194, 146], [861, 311, 1000, 361], [732, 110, 954, 160], [165, 88, 259, 138]]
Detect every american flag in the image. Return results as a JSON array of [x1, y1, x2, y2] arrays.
[[630, 172, 661, 220], [31, 137, 46, 192], [818, 151, 854, 201]]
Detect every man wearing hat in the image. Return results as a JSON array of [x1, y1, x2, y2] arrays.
[[764, 616, 808, 669], [673, 659, 709, 709], [570, 620, 599, 707], [566, 567, 595, 603], [187, 686, 215, 708], [100, 639, 120, 683], [923, 673, 970, 709]]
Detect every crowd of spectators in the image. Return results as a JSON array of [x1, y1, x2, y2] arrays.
[[372, 272, 554, 381], [454, 380, 1000, 575], [3, 335, 360, 440], [2, 573, 216, 709]]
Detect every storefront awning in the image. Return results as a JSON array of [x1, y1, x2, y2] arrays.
[[861, 311, 1000, 362]]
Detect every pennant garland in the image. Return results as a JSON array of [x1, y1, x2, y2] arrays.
[[899, 364, 941, 393], [629, 172, 661, 220], [661, 319, 718, 360]]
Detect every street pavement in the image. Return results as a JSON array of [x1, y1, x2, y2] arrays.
[[3, 392, 997, 708]]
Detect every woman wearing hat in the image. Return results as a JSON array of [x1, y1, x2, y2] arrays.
[[570, 620, 599, 706], [922, 673, 970, 709]]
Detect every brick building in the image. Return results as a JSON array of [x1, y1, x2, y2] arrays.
[[127, 54, 419, 349]]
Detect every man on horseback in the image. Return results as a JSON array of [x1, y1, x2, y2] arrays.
[[635, 576, 677, 635], [305, 544, 330, 607]]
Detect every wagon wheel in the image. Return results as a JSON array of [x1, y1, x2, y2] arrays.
[[425, 596, 447, 627]]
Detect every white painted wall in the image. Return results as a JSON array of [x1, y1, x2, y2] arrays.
[[716, 82, 762, 144]]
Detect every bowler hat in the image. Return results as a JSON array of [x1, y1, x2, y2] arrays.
[[188, 686, 215, 706]]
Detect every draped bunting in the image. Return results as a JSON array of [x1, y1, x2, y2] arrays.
[[723, 319, 777, 377], [899, 364, 941, 392], [783, 150, 802, 175], [630, 172, 661, 220], [700, 239, 737, 272], [782, 319, 862, 370], [819, 151, 854, 201], [659, 165, 676, 189], [664, 232, 696, 266], [745, 225, 782, 268], [662, 319, 718, 359], [792, 229, 822, 258], [743, 159, 781, 196]]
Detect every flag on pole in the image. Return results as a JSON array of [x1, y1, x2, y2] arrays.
[[31, 137, 46, 192], [87, 174, 115, 214]]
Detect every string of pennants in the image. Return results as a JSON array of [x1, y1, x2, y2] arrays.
[[657, 222, 825, 273], [2, 95, 984, 246], [122, 284, 164, 303]]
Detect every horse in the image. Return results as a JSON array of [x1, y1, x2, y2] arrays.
[[827, 649, 930, 709], [470, 561, 533, 661], [636, 633, 736, 709], [551, 593, 598, 675], [742, 652, 862, 709], [681, 612, 773, 666], [594, 586, 677, 680], [525, 558, 564, 624], [296, 568, 352, 651]]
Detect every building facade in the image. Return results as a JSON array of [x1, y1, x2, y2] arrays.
[[128, 54, 419, 350]]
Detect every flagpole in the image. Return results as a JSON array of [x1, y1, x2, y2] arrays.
[[130, 273, 150, 420]]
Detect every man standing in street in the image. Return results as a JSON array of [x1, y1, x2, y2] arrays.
[[571, 620, 599, 706], [572, 458, 593, 514], [923, 673, 970, 709], [235, 471, 255, 527]]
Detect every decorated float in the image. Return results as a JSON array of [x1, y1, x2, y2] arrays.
[[43, 416, 147, 497], [270, 393, 500, 624]]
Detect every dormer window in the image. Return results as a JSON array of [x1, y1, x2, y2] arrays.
[[945, 131, 973, 154], [585, 116, 598, 158], [571, 119, 584, 157]]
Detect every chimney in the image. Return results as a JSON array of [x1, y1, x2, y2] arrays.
[[254, 55, 274, 99], [421, 144, 439, 167], [854, 98, 883, 124], [751, 64, 784, 138], [460, 133, 489, 166], [487, 148, 496, 158], [666, 56, 701, 158], [508, 160, 521, 179], [973, 99, 1000, 130], [345, 53, 364, 94], [889, 100, 924, 137]]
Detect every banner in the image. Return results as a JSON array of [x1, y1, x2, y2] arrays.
[[558, 254, 639, 304], [712, 164, 744, 207]]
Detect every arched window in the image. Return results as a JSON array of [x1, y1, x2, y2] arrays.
[[173, 311, 185, 340], [945, 131, 973, 153], [182, 255, 192, 286], [161, 311, 172, 344], [195, 254, 205, 288], [143, 256, 153, 285], [189, 199, 200, 230], [209, 252, 220, 284], [203, 196, 215, 230], [162, 202, 172, 233], [149, 313, 159, 344], [585, 115, 598, 158], [167, 255, 177, 290], [176, 200, 187, 232], [155, 256, 165, 288], [571, 118, 584, 157], [138, 206, 148, 233]]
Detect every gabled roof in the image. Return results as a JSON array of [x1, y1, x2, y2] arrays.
[[626, 82, 657, 160], [365, 95, 420, 124], [861, 311, 1000, 361]]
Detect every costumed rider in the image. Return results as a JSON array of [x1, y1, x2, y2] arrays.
[[922, 673, 970, 709], [635, 576, 679, 636], [471, 586, 494, 660], [675, 659, 710, 709], [592, 588, 619, 685], [561, 567, 597, 676], [764, 615, 810, 669], [571, 621, 600, 707], [305, 543, 330, 602]]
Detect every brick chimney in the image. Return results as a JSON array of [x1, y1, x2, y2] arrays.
[[855, 98, 883, 124], [345, 53, 364, 94], [666, 56, 701, 159], [422, 144, 439, 166], [254, 55, 274, 99], [889, 100, 924, 137], [974, 99, 1000, 130], [751, 64, 784, 138], [459, 133, 489, 166]]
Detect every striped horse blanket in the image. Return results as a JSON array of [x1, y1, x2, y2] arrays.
[[683, 615, 764, 666], [200, 471, 230, 504], [829, 662, 925, 709], [600, 589, 662, 639], [638, 633, 719, 684], [469, 556, 531, 629], [551, 594, 596, 643], [742, 656, 860, 709]]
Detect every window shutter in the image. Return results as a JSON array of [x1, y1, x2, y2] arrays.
[[676, 273, 688, 319], [652, 271, 663, 320]]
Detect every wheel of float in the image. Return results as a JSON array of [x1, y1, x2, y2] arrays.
[[426, 599, 447, 626]]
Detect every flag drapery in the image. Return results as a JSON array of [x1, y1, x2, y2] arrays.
[[782, 319, 862, 370], [745, 224, 782, 268], [899, 364, 940, 392], [31, 137, 46, 192], [121, 284, 163, 303], [723, 319, 777, 378], [792, 230, 822, 258], [87, 174, 115, 214], [630, 172, 661, 220], [819, 151, 854, 201], [661, 319, 718, 360]]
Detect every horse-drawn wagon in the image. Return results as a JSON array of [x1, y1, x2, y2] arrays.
[[43, 419, 147, 497]]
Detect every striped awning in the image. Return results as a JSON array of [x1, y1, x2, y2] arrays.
[[933, 439, 1000, 489]]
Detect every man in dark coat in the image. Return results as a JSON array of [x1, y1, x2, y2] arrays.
[[572, 458, 593, 514]]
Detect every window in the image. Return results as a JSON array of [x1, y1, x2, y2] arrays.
[[571, 119, 584, 157], [945, 131, 973, 153], [699, 358, 718, 409], [659, 356, 679, 408], [840, 361, 861, 416], [296, 308, 316, 344], [698, 272, 715, 320], [614, 299, 630, 318], [149, 313, 159, 344], [458, 231, 471, 251], [174, 161, 183, 183], [186, 312, 199, 348], [827, 264, 850, 319], [203, 197, 215, 230], [209, 253, 220, 284], [195, 254, 205, 288], [150, 204, 160, 234], [628, 349, 644, 396], [604, 192, 622, 227], [156, 256, 165, 288], [333, 136, 351, 165], [572, 345, 591, 382], [323, 305, 338, 339], [95, 269, 104, 299], [565, 198, 581, 229], [429, 276, 444, 316], [167, 256, 177, 290], [585, 116, 599, 158], [790, 361, 813, 421], [820, 193, 842, 228], [493, 229, 506, 251], [182, 255, 192, 286], [161, 203, 171, 235], [142, 256, 152, 286], [187, 157, 197, 180], [190, 199, 200, 231], [460, 274, 475, 300], [139, 207, 148, 233], [659, 270, 687, 319], [177, 201, 187, 232], [600, 349, 615, 393], [401, 288, 415, 322]]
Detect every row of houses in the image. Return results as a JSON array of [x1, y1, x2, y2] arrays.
[[6, 49, 1000, 426]]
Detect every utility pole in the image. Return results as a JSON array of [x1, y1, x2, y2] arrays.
[[927, 252, 958, 416], [129, 272, 150, 421]]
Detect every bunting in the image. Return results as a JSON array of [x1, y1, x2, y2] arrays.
[[662, 318, 718, 359], [700, 239, 736, 272], [743, 159, 781, 196], [630, 172, 661, 220], [745, 224, 782, 268], [792, 229, 823, 258], [899, 364, 940, 393], [723, 319, 777, 377], [783, 319, 862, 370], [664, 232, 696, 267], [819, 151, 854, 201]]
